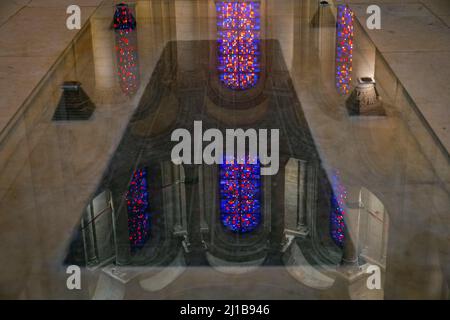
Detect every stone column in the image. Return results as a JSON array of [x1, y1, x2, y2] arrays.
[[90, 13, 116, 92], [270, 157, 288, 249], [340, 188, 361, 272], [297, 160, 308, 230], [306, 162, 318, 239]]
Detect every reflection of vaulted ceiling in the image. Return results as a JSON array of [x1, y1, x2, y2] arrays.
[[98, 40, 323, 179], [205, 95, 269, 127]]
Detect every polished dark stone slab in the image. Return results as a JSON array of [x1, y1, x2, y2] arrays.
[[65, 40, 342, 269]]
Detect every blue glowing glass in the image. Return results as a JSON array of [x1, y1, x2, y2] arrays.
[[126, 169, 151, 251], [219, 159, 261, 233], [335, 5, 354, 95], [330, 172, 347, 247], [217, 1, 261, 90]]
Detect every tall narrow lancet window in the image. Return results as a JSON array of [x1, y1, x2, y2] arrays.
[[114, 4, 140, 97], [220, 158, 261, 233], [216, 1, 261, 90], [330, 171, 347, 247], [126, 169, 151, 251], [335, 4, 354, 95]]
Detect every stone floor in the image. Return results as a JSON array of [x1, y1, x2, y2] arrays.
[[349, 0, 450, 158], [0, 0, 448, 300]]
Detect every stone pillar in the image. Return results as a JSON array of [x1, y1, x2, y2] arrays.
[[161, 161, 187, 236], [270, 157, 288, 249], [340, 188, 361, 272], [90, 14, 116, 91], [341, 221, 359, 267], [136, 1, 153, 78], [306, 162, 318, 239], [297, 160, 308, 230], [114, 192, 132, 265], [284, 158, 308, 236]]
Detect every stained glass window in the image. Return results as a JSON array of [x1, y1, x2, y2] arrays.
[[126, 169, 151, 251], [220, 158, 261, 233], [335, 4, 354, 95], [115, 28, 140, 97], [113, 3, 136, 30], [217, 1, 261, 90], [330, 171, 347, 247]]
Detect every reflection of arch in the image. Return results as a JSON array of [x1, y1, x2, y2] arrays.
[[358, 187, 389, 268], [282, 159, 343, 289], [204, 95, 269, 126], [67, 162, 187, 270], [116, 162, 187, 266], [200, 163, 270, 268]]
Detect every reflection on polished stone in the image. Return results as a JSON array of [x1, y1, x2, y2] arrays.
[[52, 81, 96, 121], [0, 0, 448, 300], [346, 77, 385, 116], [65, 40, 342, 276]]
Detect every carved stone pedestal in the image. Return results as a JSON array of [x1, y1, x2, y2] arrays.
[[346, 77, 385, 116]]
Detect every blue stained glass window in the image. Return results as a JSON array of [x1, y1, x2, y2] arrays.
[[335, 4, 354, 95], [126, 169, 151, 251], [330, 171, 347, 247], [115, 28, 140, 97], [219, 158, 261, 233], [216, 1, 261, 90]]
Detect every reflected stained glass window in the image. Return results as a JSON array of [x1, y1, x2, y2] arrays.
[[216, 1, 261, 90], [115, 28, 140, 97], [335, 4, 354, 95], [113, 3, 136, 30], [330, 171, 347, 247], [126, 169, 151, 251], [220, 158, 261, 233]]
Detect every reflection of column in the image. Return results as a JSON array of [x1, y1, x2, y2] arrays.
[[381, 211, 389, 265], [306, 163, 318, 238], [162, 162, 187, 236], [91, 16, 116, 90], [136, 1, 153, 78], [284, 159, 308, 235], [159, 1, 177, 43], [353, 22, 375, 80], [199, 164, 216, 233], [341, 224, 358, 267], [297, 160, 307, 229], [270, 1, 294, 70], [340, 190, 360, 270], [316, 5, 335, 90], [175, 0, 196, 40], [271, 163, 286, 248]]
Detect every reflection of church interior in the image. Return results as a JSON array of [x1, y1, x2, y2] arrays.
[[0, 0, 449, 300]]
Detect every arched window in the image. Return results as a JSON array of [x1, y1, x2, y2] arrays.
[[216, 1, 261, 90], [335, 4, 354, 95], [219, 158, 261, 233], [359, 188, 389, 267], [126, 168, 151, 251]]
